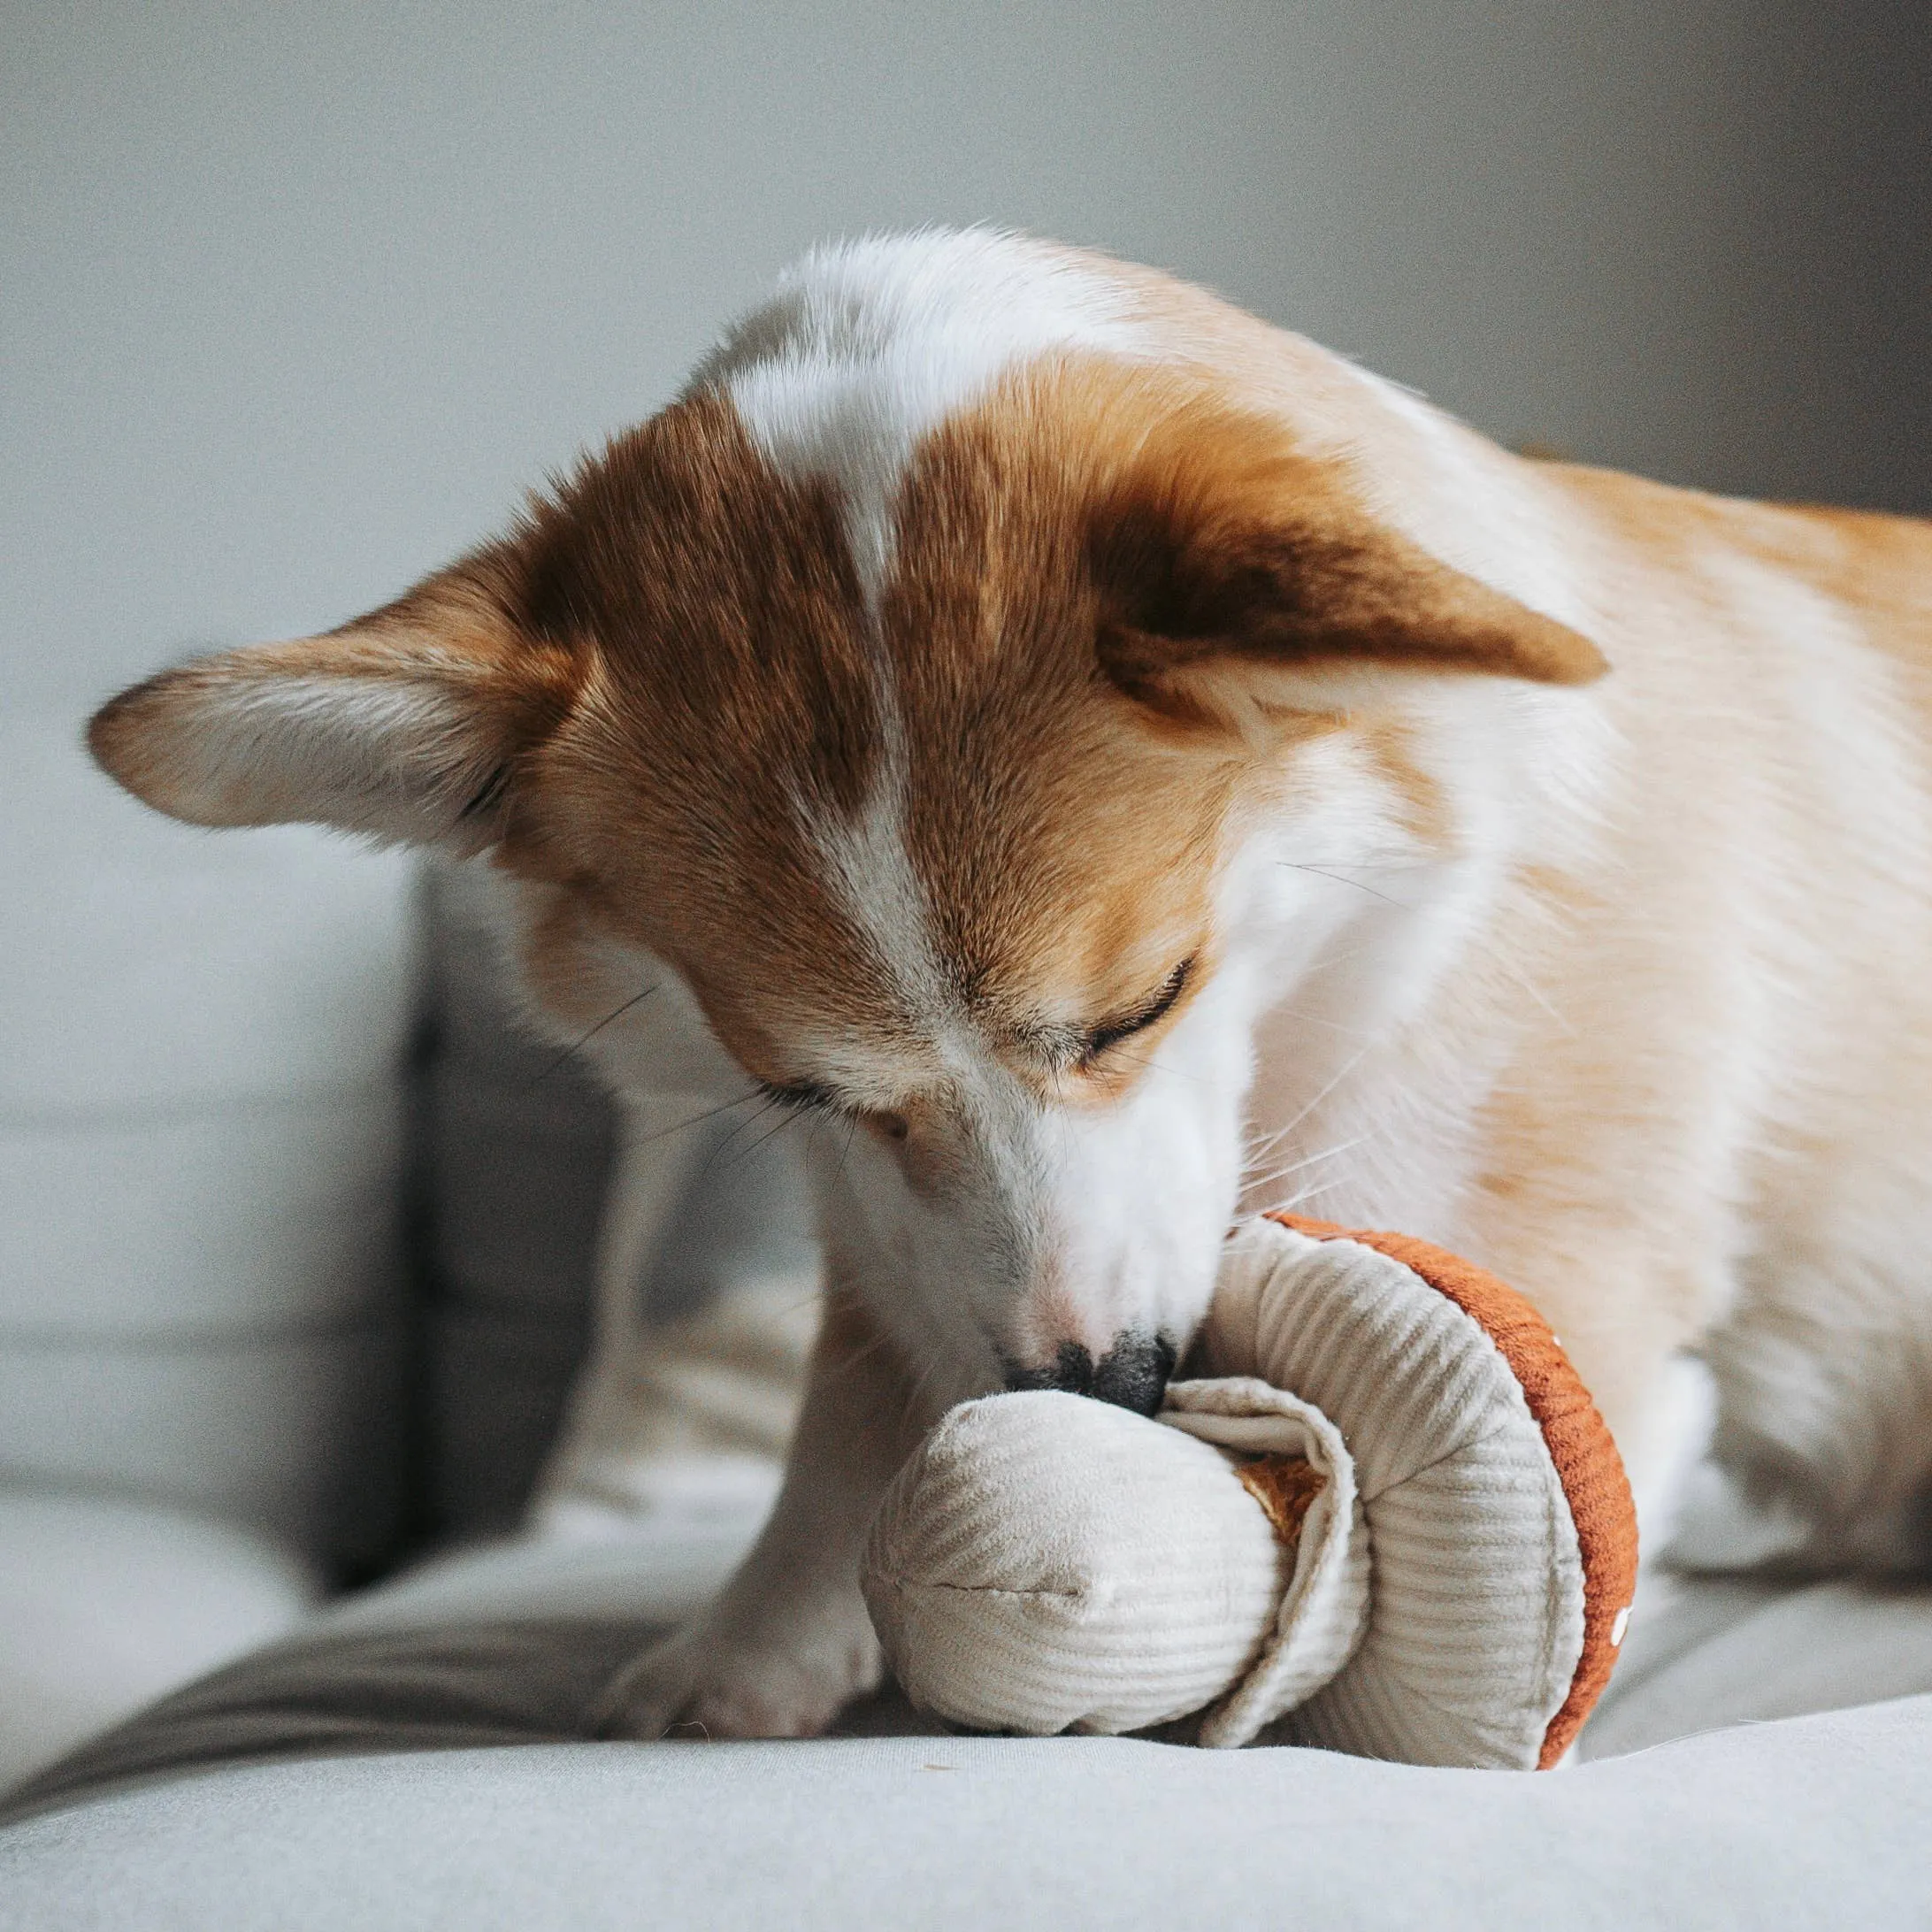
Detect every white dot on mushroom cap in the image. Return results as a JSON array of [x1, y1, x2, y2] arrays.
[[1611, 1605, 1631, 1646]]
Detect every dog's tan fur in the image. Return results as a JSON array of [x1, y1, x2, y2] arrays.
[[91, 233, 1932, 1738]]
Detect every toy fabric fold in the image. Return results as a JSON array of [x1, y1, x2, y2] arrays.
[[1158, 1378, 1368, 1747], [862, 1214, 1638, 1769]]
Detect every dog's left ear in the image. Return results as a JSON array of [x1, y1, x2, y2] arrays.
[[1091, 404, 1606, 717], [88, 562, 580, 852]]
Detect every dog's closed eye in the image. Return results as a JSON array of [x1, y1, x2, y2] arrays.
[[753, 957, 1200, 1116], [1078, 955, 1196, 1067], [757, 1077, 849, 1118]]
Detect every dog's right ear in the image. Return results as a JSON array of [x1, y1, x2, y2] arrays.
[[1087, 395, 1606, 724], [88, 564, 581, 852]]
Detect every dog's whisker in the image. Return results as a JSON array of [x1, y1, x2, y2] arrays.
[[1242, 1145, 1350, 1190], [1276, 856, 1422, 871], [1262, 1168, 1360, 1215], [730, 1108, 802, 1169], [524, 985, 659, 1090], [1257, 1003, 1375, 1042], [1496, 958, 1575, 1037], [1241, 1134, 1370, 1198], [1243, 1090, 1359, 1168], [1242, 1125, 1367, 1171], [830, 1317, 905, 1380], [629, 1089, 764, 1151], [1102, 1046, 1209, 1086], [1276, 862, 1412, 908], [1264, 1042, 1377, 1148], [696, 1096, 787, 1183], [830, 1116, 859, 1193], [899, 1344, 949, 1433]]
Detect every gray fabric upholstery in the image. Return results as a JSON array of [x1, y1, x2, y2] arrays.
[[3, 1696, 1928, 1928], [0, 1322, 406, 1563], [1580, 1571, 1932, 1758], [0, 1491, 316, 1795], [0, 717, 415, 1784], [414, 862, 816, 1539], [0, 718, 417, 1569]]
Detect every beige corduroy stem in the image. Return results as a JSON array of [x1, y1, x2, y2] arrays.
[[861, 1379, 1368, 1742]]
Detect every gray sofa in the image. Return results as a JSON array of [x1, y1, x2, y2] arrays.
[[4, 717, 1931, 1928]]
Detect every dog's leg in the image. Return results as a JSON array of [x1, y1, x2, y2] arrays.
[[1562, 1351, 1707, 1576], [593, 1280, 932, 1739], [533, 1092, 717, 1521]]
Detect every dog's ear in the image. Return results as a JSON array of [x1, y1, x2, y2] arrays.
[[88, 563, 579, 851], [1090, 403, 1605, 720]]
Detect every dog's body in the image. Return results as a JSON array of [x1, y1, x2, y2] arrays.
[[91, 231, 1932, 1738]]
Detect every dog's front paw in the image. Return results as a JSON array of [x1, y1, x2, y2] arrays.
[[594, 1613, 882, 1741]]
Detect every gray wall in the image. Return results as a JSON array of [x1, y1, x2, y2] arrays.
[[6, 2, 1927, 718]]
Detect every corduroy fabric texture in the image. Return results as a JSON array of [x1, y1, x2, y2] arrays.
[[1157, 1381, 1369, 1747], [862, 1391, 1294, 1737], [864, 1215, 1636, 1768], [1264, 1214, 1640, 1765]]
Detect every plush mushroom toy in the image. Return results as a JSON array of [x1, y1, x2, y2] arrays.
[[861, 1214, 1638, 1769]]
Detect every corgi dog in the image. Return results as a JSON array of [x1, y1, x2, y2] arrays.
[[90, 230, 1932, 1739]]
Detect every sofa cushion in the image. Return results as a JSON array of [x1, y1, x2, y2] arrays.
[[0, 718, 416, 1571], [1580, 1570, 1932, 1758], [0, 1322, 407, 1564], [0, 1487, 317, 1795], [2, 1693, 1927, 1930], [1, 720, 417, 1122]]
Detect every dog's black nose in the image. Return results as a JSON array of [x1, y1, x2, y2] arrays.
[[1003, 1332, 1177, 1417], [1092, 1333, 1178, 1415]]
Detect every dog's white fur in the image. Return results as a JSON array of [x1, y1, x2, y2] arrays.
[[88, 231, 1932, 1742], [702, 231, 1148, 604]]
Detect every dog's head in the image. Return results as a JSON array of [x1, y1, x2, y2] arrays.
[[90, 233, 1603, 1407]]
